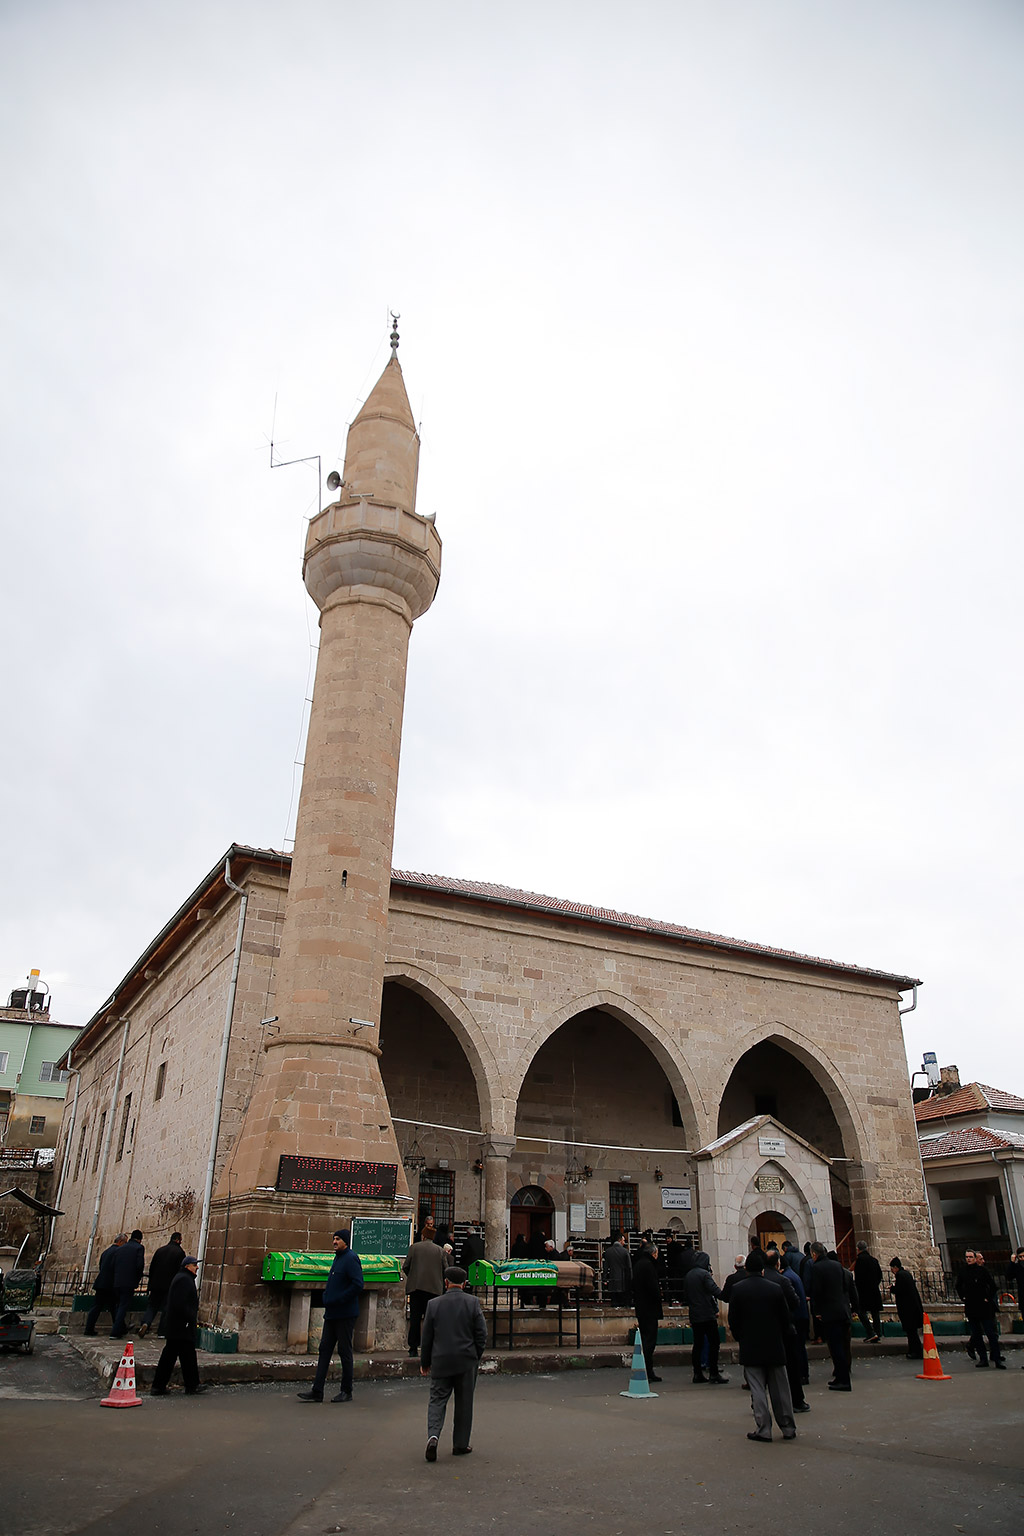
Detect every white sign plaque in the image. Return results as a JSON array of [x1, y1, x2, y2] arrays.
[[586, 1198, 606, 1219], [660, 1186, 692, 1211], [570, 1202, 587, 1233], [758, 1136, 786, 1157]]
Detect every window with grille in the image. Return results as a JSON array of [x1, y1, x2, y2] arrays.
[[609, 1181, 639, 1234], [29, 1114, 46, 1134], [417, 1168, 455, 1233], [116, 1094, 132, 1161], [92, 1112, 106, 1172], [74, 1122, 88, 1181]]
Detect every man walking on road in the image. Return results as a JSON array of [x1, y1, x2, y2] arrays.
[[728, 1251, 797, 1444], [888, 1257, 925, 1358], [297, 1229, 365, 1403], [421, 1266, 487, 1462], [151, 1256, 205, 1396], [403, 1225, 446, 1358]]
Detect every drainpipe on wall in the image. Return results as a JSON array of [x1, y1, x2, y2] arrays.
[[44, 1066, 80, 1261], [82, 1015, 130, 1282], [196, 856, 248, 1273]]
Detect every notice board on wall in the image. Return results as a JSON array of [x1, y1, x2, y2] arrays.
[[350, 1216, 413, 1258]]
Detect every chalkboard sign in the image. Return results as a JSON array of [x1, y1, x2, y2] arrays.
[[276, 1155, 398, 1199], [350, 1216, 413, 1258]]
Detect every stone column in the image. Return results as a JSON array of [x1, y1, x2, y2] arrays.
[[484, 1137, 515, 1262]]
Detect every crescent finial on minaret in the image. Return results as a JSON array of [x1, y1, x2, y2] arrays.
[[389, 311, 400, 355]]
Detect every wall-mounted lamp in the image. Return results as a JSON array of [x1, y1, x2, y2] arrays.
[[472, 1158, 484, 1176], [654, 1166, 663, 1182], [349, 1017, 375, 1032]]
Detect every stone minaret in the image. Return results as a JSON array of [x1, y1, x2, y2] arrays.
[[210, 341, 441, 1340]]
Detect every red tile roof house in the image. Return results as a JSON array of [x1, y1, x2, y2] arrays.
[[915, 1074, 1024, 1274]]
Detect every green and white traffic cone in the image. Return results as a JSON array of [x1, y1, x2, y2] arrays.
[[620, 1332, 658, 1398]]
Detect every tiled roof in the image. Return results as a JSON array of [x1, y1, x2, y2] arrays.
[[919, 1125, 1024, 1158], [914, 1083, 1024, 1124], [391, 870, 920, 985]]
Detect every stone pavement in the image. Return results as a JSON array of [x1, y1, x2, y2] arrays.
[[1, 1338, 1021, 1536]]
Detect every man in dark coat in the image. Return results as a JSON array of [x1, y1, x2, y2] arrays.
[[297, 1229, 365, 1401], [84, 1234, 125, 1336], [403, 1227, 446, 1357], [853, 1241, 883, 1342], [602, 1233, 632, 1308], [632, 1240, 664, 1382], [139, 1232, 183, 1338], [420, 1266, 487, 1461], [111, 1229, 145, 1338], [728, 1252, 797, 1443], [888, 1257, 925, 1359], [684, 1251, 728, 1384], [458, 1224, 485, 1273], [762, 1249, 809, 1412], [956, 1250, 1005, 1368], [150, 1255, 204, 1395], [807, 1242, 853, 1390]]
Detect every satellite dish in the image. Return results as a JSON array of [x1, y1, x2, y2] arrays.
[[326, 470, 343, 492]]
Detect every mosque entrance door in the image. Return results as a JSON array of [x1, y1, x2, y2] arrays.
[[510, 1187, 554, 1252], [754, 1212, 788, 1252]]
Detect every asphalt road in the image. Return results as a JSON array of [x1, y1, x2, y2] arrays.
[[1, 1338, 1020, 1536]]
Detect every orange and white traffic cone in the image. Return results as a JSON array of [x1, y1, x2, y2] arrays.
[[101, 1341, 143, 1407], [916, 1313, 951, 1381]]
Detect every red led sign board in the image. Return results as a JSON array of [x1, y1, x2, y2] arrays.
[[276, 1155, 398, 1200]]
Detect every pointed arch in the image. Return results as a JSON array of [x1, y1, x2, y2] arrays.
[[511, 990, 706, 1147], [716, 1023, 868, 1165], [382, 962, 504, 1130]]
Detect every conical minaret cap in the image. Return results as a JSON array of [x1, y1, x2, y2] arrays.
[[341, 355, 420, 514]]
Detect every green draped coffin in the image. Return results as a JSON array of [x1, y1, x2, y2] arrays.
[[468, 1259, 558, 1287], [262, 1251, 402, 1283]]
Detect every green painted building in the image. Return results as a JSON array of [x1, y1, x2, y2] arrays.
[[0, 972, 81, 1150]]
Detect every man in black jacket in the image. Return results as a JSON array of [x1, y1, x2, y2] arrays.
[[728, 1252, 797, 1443], [111, 1229, 145, 1338], [762, 1249, 808, 1412], [84, 1235, 125, 1336], [888, 1257, 925, 1358], [684, 1252, 729, 1384], [150, 1256, 204, 1395], [807, 1242, 853, 1390], [139, 1232, 183, 1338], [297, 1229, 365, 1402], [957, 1250, 1006, 1369], [420, 1266, 487, 1461], [853, 1241, 883, 1343], [632, 1240, 664, 1382]]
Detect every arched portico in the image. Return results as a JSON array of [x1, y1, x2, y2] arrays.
[[512, 989, 705, 1148], [383, 962, 504, 1129], [716, 1024, 868, 1166]]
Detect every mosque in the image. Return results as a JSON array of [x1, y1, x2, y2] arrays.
[[51, 337, 935, 1350]]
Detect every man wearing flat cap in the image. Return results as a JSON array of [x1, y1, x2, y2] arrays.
[[297, 1229, 364, 1404], [420, 1266, 487, 1461], [151, 1254, 205, 1396]]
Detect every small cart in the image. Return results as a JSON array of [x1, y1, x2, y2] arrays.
[[0, 1312, 35, 1354]]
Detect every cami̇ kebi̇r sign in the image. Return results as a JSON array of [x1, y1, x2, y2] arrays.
[[275, 1155, 398, 1199]]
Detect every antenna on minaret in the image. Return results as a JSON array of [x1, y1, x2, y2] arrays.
[[389, 311, 401, 356]]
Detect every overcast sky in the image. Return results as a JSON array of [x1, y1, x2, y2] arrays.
[[2, 1, 1021, 1096]]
